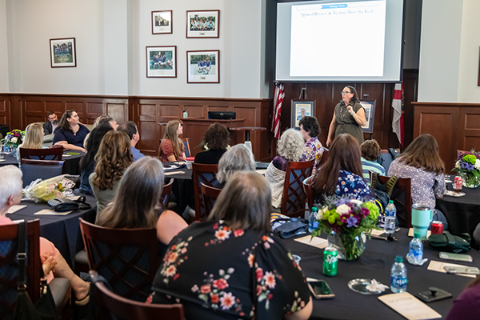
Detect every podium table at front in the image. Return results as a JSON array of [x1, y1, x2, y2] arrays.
[[182, 118, 245, 157]]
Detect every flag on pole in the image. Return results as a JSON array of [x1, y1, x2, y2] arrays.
[[272, 82, 285, 139], [392, 83, 404, 145]]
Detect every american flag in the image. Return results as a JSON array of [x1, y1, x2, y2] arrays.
[[271, 82, 285, 139], [392, 83, 404, 145]]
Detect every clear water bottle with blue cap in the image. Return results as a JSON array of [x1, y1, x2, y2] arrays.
[[308, 207, 319, 233], [409, 233, 423, 264], [391, 255, 407, 293], [384, 200, 396, 234]]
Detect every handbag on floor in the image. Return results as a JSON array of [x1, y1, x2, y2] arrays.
[[13, 220, 57, 320]]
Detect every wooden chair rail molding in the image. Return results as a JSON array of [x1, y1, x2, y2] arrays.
[[412, 102, 480, 171]]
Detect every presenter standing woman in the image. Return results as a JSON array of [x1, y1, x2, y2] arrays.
[[326, 86, 366, 147], [53, 110, 89, 152]]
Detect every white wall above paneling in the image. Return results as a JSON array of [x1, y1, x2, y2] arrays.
[[1, 0, 271, 99]]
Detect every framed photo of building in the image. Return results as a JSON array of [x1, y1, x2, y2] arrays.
[[146, 46, 177, 78], [152, 10, 172, 34], [359, 99, 376, 133], [291, 100, 315, 128], [186, 50, 219, 83], [186, 10, 219, 38], [50, 38, 76, 68]]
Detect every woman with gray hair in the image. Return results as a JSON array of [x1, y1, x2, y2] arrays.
[[265, 128, 305, 208], [216, 144, 255, 188]]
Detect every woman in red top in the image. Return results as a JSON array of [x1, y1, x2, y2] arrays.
[[158, 120, 185, 163]]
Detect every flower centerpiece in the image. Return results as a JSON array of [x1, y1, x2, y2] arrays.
[[1, 129, 25, 151], [23, 175, 76, 202], [311, 197, 380, 260], [453, 150, 480, 188]]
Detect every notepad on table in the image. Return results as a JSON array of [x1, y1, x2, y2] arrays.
[[7, 205, 27, 214], [378, 292, 441, 320], [427, 260, 476, 278], [165, 171, 185, 176], [294, 235, 328, 249], [34, 209, 72, 216]]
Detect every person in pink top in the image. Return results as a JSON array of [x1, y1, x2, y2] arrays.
[[0, 165, 90, 305]]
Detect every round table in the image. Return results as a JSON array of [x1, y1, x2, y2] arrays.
[[7, 194, 97, 267], [283, 229, 479, 319], [0, 151, 85, 174], [436, 176, 480, 247]]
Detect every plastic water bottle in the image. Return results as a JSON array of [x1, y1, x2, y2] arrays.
[[384, 200, 396, 234], [391, 255, 407, 293], [308, 207, 319, 232], [409, 233, 423, 264]]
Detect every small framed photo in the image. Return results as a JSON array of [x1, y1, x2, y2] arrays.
[[359, 100, 376, 133], [146, 46, 177, 78], [291, 100, 316, 128], [50, 38, 76, 68], [152, 10, 172, 34], [187, 50, 219, 83], [186, 10, 219, 38]]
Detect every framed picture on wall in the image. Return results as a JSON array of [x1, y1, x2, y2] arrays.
[[186, 10, 219, 38], [359, 99, 376, 133], [50, 38, 76, 68], [146, 46, 177, 78], [152, 10, 173, 34], [291, 100, 315, 128], [187, 50, 219, 83]]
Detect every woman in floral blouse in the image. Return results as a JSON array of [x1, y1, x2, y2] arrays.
[[151, 171, 312, 320], [388, 134, 448, 229], [312, 133, 373, 203], [299, 116, 324, 174]]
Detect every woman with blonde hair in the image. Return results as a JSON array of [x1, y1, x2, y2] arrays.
[[388, 134, 448, 228], [158, 120, 185, 163], [18, 123, 45, 159], [151, 171, 313, 320], [90, 131, 133, 220], [97, 156, 187, 246], [265, 128, 305, 208]]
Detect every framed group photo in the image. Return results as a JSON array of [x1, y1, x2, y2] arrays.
[[152, 10, 172, 34], [146, 46, 177, 78], [186, 10, 219, 38], [291, 100, 315, 128], [187, 50, 219, 83], [359, 100, 376, 133], [50, 37, 76, 68]]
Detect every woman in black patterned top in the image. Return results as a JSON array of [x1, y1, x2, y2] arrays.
[[151, 171, 312, 320]]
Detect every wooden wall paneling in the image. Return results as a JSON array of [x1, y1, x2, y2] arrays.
[[23, 98, 45, 125], [65, 101, 85, 123], [105, 99, 128, 124], [86, 101, 104, 124], [259, 100, 273, 161], [403, 70, 419, 147], [135, 99, 159, 156], [10, 95, 22, 130], [457, 107, 480, 153], [0, 96, 10, 127], [414, 105, 459, 171], [184, 104, 204, 118]]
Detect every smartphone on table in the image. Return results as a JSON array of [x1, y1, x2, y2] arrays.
[[308, 280, 335, 299]]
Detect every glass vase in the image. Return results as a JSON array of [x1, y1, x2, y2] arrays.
[[327, 231, 366, 260], [459, 171, 480, 188], [11, 146, 18, 159]]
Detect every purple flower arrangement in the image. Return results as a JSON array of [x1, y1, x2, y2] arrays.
[[1, 129, 25, 149], [453, 150, 480, 188]]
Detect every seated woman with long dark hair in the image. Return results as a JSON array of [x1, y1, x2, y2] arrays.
[[79, 125, 113, 195], [89, 131, 133, 220], [53, 110, 90, 152], [151, 171, 313, 320], [313, 133, 373, 203], [96, 156, 187, 246]]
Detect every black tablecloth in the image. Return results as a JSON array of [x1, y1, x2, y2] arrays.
[[436, 177, 480, 240], [7, 194, 97, 266], [0, 151, 85, 175], [283, 230, 480, 320]]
